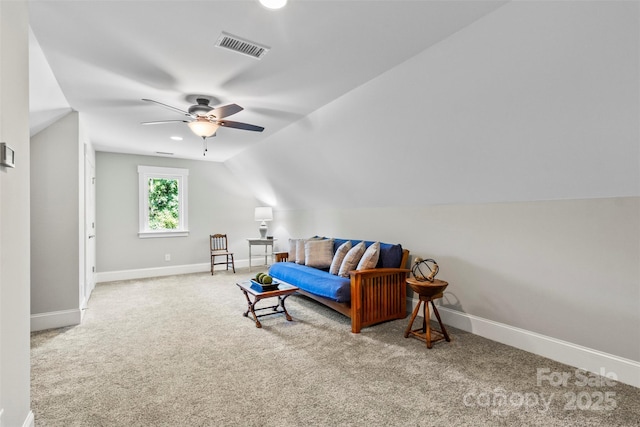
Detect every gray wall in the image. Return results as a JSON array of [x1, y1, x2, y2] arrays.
[[0, 0, 32, 425], [266, 199, 639, 360], [96, 153, 261, 273], [31, 112, 82, 316], [227, 0, 640, 363]]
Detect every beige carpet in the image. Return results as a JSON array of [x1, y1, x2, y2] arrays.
[[31, 270, 639, 426]]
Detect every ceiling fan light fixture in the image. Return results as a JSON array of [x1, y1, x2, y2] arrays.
[[260, 0, 287, 10], [188, 118, 219, 138]]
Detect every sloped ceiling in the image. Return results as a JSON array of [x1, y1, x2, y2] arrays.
[[29, 0, 507, 161], [29, 27, 72, 136], [227, 0, 639, 209]]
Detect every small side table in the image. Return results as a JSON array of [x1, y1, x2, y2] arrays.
[[247, 238, 277, 271], [404, 278, 451, 348]]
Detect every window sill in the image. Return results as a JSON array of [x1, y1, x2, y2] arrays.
[[139, 230, 189, 239]]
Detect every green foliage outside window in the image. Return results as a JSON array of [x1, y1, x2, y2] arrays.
[[148, 178, 179, 230]]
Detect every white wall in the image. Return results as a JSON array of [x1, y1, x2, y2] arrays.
[[226, 1, 640, 385], [96, 152, 262, 277], [0, 0, 33, 425]]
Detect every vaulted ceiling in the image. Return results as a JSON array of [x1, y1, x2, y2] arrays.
[[29, 0, 507, 161]]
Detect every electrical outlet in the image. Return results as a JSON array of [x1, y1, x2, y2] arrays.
[[165, 254, 171, 261]]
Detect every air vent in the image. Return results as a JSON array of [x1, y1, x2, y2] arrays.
[[156, 151, 174, 156], [215, 32, 270, 59]]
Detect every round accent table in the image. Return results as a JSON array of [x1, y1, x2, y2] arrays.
[[404, 278, 451, 348]]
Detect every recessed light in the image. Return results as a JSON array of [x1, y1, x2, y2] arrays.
[[170, 136, 183, 141], [260, 0, 287, 10]]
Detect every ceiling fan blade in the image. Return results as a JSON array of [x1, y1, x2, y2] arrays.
[[141, 120, 189, 125], [142, 99, 191, 116], [211, 103, 243, 119], [217, 120, 264, 132]]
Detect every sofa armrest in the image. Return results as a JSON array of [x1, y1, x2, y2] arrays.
[[349, 267, 410, 333], [275, 251, 289, 263]]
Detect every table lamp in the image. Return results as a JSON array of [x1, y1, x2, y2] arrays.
[[254, 207, 273, 239]]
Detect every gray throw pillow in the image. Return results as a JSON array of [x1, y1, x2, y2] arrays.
[[338, 241, 366, 277], [356, 242, 380, 270], [329, 241, 352, 275], [305, 238, 334, 269], [295, 239, 306, 264], [288, 238, 299, 262]]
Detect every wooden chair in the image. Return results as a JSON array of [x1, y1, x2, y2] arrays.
[[210, 234, 235, 274]]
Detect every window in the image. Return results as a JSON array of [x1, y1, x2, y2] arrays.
[[138, 165, 189, 238]]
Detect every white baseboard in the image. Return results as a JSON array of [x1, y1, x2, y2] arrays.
[[80, 280, 96, 314], [22, 410, 34, 427], [0, 408, 34, 427], [31, 309, 81, 332], [95, 259, 260, 283], [408, 297, 640, 389]]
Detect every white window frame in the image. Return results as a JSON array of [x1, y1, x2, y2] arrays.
[[138, 165, 189, 238]]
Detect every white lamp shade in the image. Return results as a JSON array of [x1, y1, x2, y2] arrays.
[[260, 0, 287, 9], [188, 118, 219, 138], [254, 206, 273, 221]]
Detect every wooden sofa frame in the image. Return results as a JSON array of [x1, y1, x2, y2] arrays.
[[275, 250, 410, 333]]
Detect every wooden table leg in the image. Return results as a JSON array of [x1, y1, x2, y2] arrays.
[[241, 290, 262, 328], [404, 300, 422, 338], [279, 295, 293, 321], [431, 301, 450, 342], [423, 297, 432, 348]]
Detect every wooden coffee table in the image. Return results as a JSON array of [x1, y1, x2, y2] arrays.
[[236, 280, 299, 328]]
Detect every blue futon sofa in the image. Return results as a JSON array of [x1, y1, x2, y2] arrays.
[[269, 238, 409, 333]]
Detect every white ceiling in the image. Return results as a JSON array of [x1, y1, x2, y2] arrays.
[[29, 0, 507, 162]]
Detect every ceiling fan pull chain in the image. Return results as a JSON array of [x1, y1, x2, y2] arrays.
[[202, 137, 208, 156]]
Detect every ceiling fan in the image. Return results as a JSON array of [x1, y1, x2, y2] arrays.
[[141, 97, 264, 154]]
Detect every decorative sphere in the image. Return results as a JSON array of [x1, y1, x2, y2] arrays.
[[412, 258, 439, 282]]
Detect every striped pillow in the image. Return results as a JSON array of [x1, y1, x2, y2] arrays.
[[305, 238, 334, 268], [295, 239, 306, 264], [338, 241, 366, 277], [288, 238, 299, 262], [356, 242, 380, 270], [329, 241, 352, 275]]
